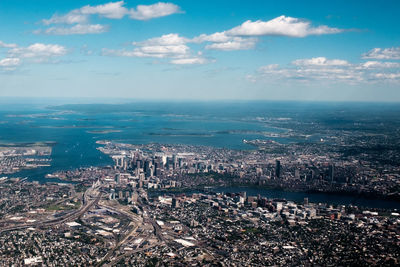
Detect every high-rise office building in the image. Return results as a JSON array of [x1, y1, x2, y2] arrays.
[[275, 160, 281, 179], [329, 165, 334, 182]]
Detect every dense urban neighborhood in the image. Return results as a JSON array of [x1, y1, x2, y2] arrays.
[[0, 140, 399, 266]]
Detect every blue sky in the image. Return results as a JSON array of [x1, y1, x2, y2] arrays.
[[0, 0, 400, 101]]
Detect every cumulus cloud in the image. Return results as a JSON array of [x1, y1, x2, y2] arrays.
[[292, 57, 349, 66], [79, 1, 128, 19], [100, 14, 343, 63], [192, 32, 257, 51], [102, 14, 343, 63], [255, 56, 400, 84], [205, 38, 257, 51], [39, 2, 181, 35], [0, 57, 20, 67], [38, 24, 108, 35], [0, 57, 20, 71], [43, 10, 88, 25], [359, 61, 400, 69], [189, 15, 342, 52], [0, 41, 17, 48], [0, 42, 68, 71], [102, 33, 187, 59], [170, 57, 208, 65], [8, 43, 67, 64], [226, 15, 343, 37], [134, 33, 188, 46], [42, 1, 180, 25], [111, 33, 189, 58], [373, 72, 400, 80], [258, 62, 360, 82], [132, 44, 189, 58], [192, 32, 232, 43], [129, 2, 181, 20], [102, 33, 209, 65], [362, 47, 400, 60], [9, 43, 67, 58]]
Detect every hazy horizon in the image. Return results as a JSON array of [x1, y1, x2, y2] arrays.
[[2, 96, 400, 105]]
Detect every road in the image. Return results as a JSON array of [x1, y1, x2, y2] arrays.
[[96, 224, 139, 266], [95, 204, 142, 266], [0, 189, 102, 234]]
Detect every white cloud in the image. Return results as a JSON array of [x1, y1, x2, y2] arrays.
[[0, 41, 17, 48], [360, 61, 400, 69], [129, 2, 181, 20], [258, 63, 361, 82], [43, 11, 88, 25], [103, 45, 188, 58], [259, 57, 356, 81], [0, 57, 20, 67], [38, 24, 108, 35], [226, 15, 343, 37], [135, 33, 188, 46], [135, 45, 189, 58], [192, 32, 257, 51], [103, 33, 210, 64], [42, 1, 180, 26], [80, 1, 127, 19], [39, 2, 181, 35], [374, 73, 400, 80], [132, 33, 189, 58], [0, 42, 68, 70], [42, 1, 127, 24], [258, 58, 358, 82], [103, 33, 189, 58], [192, 32, 232, 43], [255, 56, 400, 84], [170, 57, 207, 65], [362, 47, 400, 60], [292, 57, 349, 66], [205, 37, 257, 51], [8, 43, 67, 63], [189, 15, 341, 52]]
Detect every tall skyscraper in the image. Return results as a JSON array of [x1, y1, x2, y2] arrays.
[[329, 165, 335, 182], [275, 160, 281, 179], [172, 155, 177, 169]]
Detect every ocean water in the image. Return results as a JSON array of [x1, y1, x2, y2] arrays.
[[1, 100, 400, 208], [0, 101, 290, 182]]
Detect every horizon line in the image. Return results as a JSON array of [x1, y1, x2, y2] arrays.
[[1, 96, 400, 105]]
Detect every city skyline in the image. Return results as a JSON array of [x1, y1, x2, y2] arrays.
[[1, 0, 400, 101]]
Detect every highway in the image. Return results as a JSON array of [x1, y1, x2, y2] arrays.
[[95, 204, 142, 266], [0, 189, 102, 234], [96, 224, 140, 266]]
